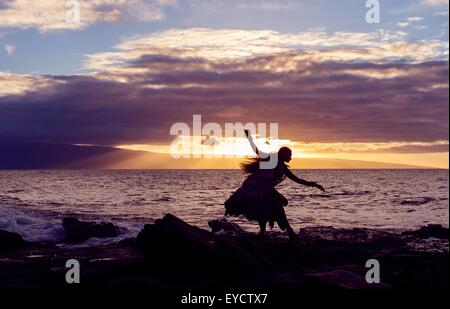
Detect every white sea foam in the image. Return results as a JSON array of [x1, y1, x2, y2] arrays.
[[0, 203, 144, 246], [0, 204, 65, 243]]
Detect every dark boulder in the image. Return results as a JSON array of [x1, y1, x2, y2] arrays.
[[136, 214, 286, 281], [137, 214, 225, 279], [402, 224, 449, 239], [62, 217, 120, 243], [0, 230, 26, 250], [208, 219, 245, 234]]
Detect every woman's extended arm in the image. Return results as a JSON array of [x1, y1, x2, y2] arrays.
[[285, 168, 325, 191]]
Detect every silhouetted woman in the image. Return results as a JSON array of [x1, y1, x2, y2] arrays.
[[225, 130, 325, 239]]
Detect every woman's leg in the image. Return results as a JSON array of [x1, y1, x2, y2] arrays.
[[272, 203, 296, 239], [265, 189, 293, 237], [259, 220, 267, 236]]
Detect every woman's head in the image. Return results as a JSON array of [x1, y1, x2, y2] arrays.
[[240, 146, 293, 174], [278, 147, 292, 163]]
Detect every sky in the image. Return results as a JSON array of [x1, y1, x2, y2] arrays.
[[0, 0, 449, 168]]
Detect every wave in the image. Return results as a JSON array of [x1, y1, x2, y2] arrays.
[[152, 196, 172, 202], [294, 190, 372, 199], [400, 197, 435, 206], [5, 189, 25, 194], [0, 204, 65, 243], [0, 203, 144, 246], [333, 190, 372, 196]]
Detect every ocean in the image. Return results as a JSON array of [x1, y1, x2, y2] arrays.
[[0, 169, 448, 245]]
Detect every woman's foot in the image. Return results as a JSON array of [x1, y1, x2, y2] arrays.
[[287, 227, 297, 240], [259, 222, 267, 237]]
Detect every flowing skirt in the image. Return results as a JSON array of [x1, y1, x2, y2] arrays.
[[224, 187, 290, 230]]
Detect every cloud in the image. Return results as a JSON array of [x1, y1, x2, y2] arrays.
[[391, 0, 448, 16], [0, 60, 448, 146], [397, 16, 424, 27], [291, 141, 449, 154], [0, 28, 448, 149], [84, 28, 448, 74], [435, 10, 449, 16], [406, 16, 425, 22], [420, 0, 449, 7], [3, 42, 14, 55], [420, 0, 449, 16], [237, 0, 301, 11], [187, 0, 301, 14], [0, 70, 56, 95], [0, 0, 177, 32]]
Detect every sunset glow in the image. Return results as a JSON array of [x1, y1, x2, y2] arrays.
[[117, 138, 449, 168], [0, 0, 448, 169]]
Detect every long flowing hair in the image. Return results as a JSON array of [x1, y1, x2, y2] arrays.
[[240, 157, 264, 174], [240, 147, 291, 174]]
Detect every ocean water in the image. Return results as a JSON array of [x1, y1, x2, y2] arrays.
[[0, 170, 448, 245]]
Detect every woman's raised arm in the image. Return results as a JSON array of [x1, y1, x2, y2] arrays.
[[244, 129, 270, 159]]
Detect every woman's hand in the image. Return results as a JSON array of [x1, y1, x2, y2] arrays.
[[311, 182, 325, 192]]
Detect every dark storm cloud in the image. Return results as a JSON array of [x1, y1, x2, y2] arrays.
[[0, 53, 448, 147]]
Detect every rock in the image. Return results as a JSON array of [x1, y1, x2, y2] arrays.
[[208, 219, 245, 234], [1, 214, 446, 289], [0, 229, 26, 250], [402, 224, 449, 240], [137, 214, 224, 279], [62, 218, 120, 243], [137, 214, 214, 251], [136, 214, 287, 281], [135, 214, 448, 288], [299, 226, 405, 248]]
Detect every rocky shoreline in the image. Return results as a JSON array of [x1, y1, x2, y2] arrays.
[[0, 214, 448, 289]]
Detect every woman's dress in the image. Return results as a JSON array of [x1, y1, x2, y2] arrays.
[[224, 163, 290, 230]]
